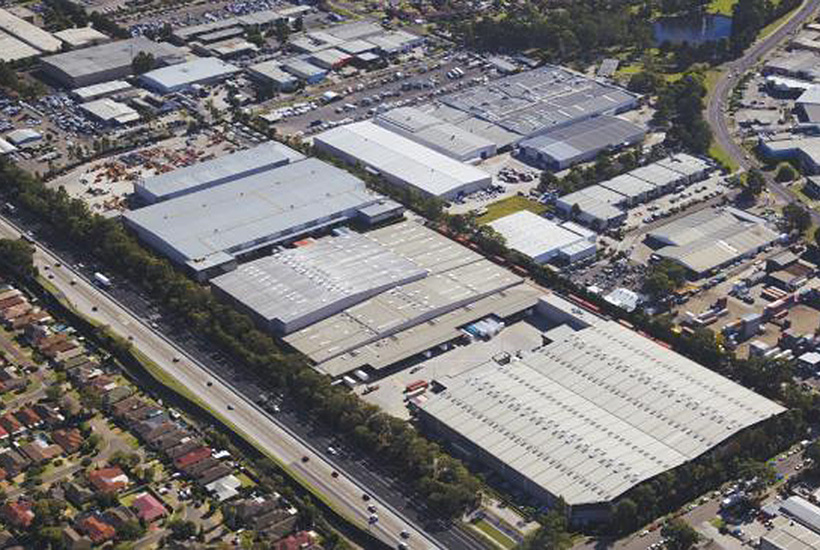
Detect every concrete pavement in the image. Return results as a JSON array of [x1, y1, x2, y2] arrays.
[[0, 216, 440, 550]]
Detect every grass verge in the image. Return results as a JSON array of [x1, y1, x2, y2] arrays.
[[708, 141, 740, 173], [759, 0, 803, 39], [477, 195, 547, 224], [472, 519, 516, 549], [708, 0, 736, 15]]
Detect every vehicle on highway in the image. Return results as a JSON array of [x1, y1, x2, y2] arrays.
[[206, 381, 213, 387], [400, 530, 410, 539], [369, 514, 379, 524], [227, 404, 234, 411], [327, 446, 338, 456], [362, 493, 370, 501], [301, 456, 309, 463], [94, 271, 112, 288]]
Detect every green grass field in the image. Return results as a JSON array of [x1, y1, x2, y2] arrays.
[[477, 196, 546, 224], [708, 141, 740, 173], [708, 0, 737, 15], [472, 519, 516, 549]]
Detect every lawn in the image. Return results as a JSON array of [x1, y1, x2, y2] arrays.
[[708, 0, 737, 15], [759, 0, 800, 39], [477, 195, 546, 224], [708, 141, 740, 173], [472, 519, 516, 550], [236, 472, 256, 488]]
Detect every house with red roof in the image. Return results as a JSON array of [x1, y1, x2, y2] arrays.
[[78, 516, 115, 544], [0, 413, 24, 436], [273, 530, 320, 550], [132, 492, 166, 523], [1, 501, 33, 528], [88, 466, 129, 494], [52, 428, 83, 454], [174, 446, 211, 469]]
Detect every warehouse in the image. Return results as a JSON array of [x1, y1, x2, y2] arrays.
[[375, 107, 496, 162], [0, 32, 38, 62], [760, 515, 820, 550], [247, 61, 299, 91], [124, 159, 388, 280], [0, 8, 60, 53], [598, 173, 657, 205], [314, 121, 493, 200], [53, 27, 109, 48], [488, 211, 596, 264], [139, 57, 240, 94], [646, 207, 781, 279], [655, 153, 712, 182], [308, 48, 352, 70], [517, 115, 646, 170], [764, 50, 820, 80], [424, 104, 521, 150], [134, 141, 304, 203], [198, 38, 259, 60], [71, 80, 132, 102], [41, 37, 185, 88], [284, 222, 541, 377], [555, 186, 628, 229], [282, 57, 327, 84], [417, 295, 785, 523], [80, 98, 140, 126], [441, 66, 639, 141], [211, 230, 428, 334], [759, 135, 820, 174]]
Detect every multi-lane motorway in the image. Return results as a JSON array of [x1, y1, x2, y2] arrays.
[[0, 215, 456, 550], [705, 0, 820, 213]]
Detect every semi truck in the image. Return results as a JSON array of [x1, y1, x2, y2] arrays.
[[94, 272, 112, 288]]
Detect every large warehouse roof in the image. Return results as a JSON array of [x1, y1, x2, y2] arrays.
[[211, 230, 428, 334], [375, 107, 496, 161], [0, 31, 38, 62], [0, 8, 60, 53], [648, 208, 780, 275], [762, 515, 820, 550], [135, 141, 304, 203], [124, 159, 380, 273], [519, 116, 645, 165], [41, 37, 184, 86], [488, 211, 593, 261], [419, 316, 784, 506], [139, 57, 239, 93], [441, 66, 638, 137], [314, 121, 492, 199]]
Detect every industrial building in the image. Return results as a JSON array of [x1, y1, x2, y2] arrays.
[[281, 57, 327, 84], [80, 98, 140, 126], [517, 116, 646, 170], [0, 8, 60, 54], [139, 57, 240, 94], [124, 159, 390, 280], [764, 50, 820, 80], [374, 107, 496, 162], [778, 497, 820, 534], [761, 515, 820, 550], [423, 104, 521, 151], [134, 141, 304, 203], [211, 230, 428, 334], [488, 211, 596, 264], [284, 222, 542, 377], [555, 187, 628, 229], [417, 293, 784, 523], [71, 80, 132, 102], [308, 48, 352, 70], [53, 27, 109, 48], [41, 37, 185, 88], [248, 61, 299, 92], [0, 33, 38, 62], [440, 66, 639, 142], [760, 135, 820, 174], [646, 207, 781, 278], [314, 121, 493, 200]]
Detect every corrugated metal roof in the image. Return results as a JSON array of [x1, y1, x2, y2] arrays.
[[419, 318, 785, 506], [139, 57, 239, 92], [488, 211, 592, 260], [519, 115, 645, 163]]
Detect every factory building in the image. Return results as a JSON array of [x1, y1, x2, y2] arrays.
[[80, 98, 140, 126], [284, 222, 542, 377], [488, 211, 596, 264], [417, 293, 784, 524], [441, 66, 639, 142], [124, 159, 390, 280], [374, 107, 496, 162], [41, 37, 185, 88], [211, 230, 428, 334], [134, 141, 304, 204], [314, 121, 493, 200], [53, 27, 109, 48], [71, 80, 132, 102], [0, 8, 60, 54], [759, 135, 820, 174], [555, 187, 628, 230], [139, 57, 240, 94], [646, 207, 781, 279], [281, 57, 327, 84], [247, 61, 299, 92], [517, 116, 646, 170], [761, 515, 820, 550]]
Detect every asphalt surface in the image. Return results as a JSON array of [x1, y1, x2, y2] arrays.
[[705, 0, 820, 218], [0, 215, 467, 550]]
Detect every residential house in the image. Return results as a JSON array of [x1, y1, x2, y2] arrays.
[[273, 531, 320, 550], [253, 508, 297, 538], [62, 526, 92, 550], [103, 506, 137, 530], [166, 439, 200, 460], [182, 456, 219, 478], [15, 407, 42, 428], [0, 425, 10, 443], [103, 385, 133, 407], [20, 439, 63, 463], [61, 355, 95, 371], [132, 492, 167, 523], [0, 368, 25, 393], [53, 428, 83, 454], [1, 501, 33, 529], [175, 446, 212, 469], [78, 516, 115, 544], [0, 449, 30, 476], [88, 466, 130, 494], [151, 429, 189, 452], [33, 402, 65, 426], [136, 416, 175, 443], [198, 463, 233, 486], [0, 414, 25, 436], [65, 482, 94, 507], [110, 395, 144, 418]]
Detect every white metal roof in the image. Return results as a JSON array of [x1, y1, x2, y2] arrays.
[[314, 121, 492, 198], [80, 98, 140, 124], [0, 30, 37, 62], [53, 27, 109, 47], [139, 57, 239, 92], [0, 8, 60, 52], [420, 319, 785, 506], [488, 211, 590, 260], [72, 80, 132, 101], [782, 497, 820, 533], [762, 515, 820, 550]]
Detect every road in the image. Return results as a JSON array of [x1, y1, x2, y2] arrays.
[[705, 0, 820, 216], [0, 217, 446, 550]]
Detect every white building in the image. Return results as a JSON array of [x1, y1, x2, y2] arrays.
[[488, 211, 596, 264]]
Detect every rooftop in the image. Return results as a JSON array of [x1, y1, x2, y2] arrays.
[[314, 121, 491, 198], [80, 98, 140, 124], [762, 515, 820, 550], [53, 26, 108, 47], [419, 317, 785, 506], [139, 56, 239, 91], [488, 211, 592, 260], [0, 8, 60, 52], [519, 115, 645, 163]]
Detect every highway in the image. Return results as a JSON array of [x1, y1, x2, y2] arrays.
[[0, 215, 454, 550], [705, 0, 820, 215]]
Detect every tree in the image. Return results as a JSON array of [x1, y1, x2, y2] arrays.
[[746, 168, 766, 196], [612, 498, 639, 534], [118, 520, 146, 540], [662, 519, 700, 550], [539, 170, 558, 192], [168, 519, 197, 540], [570, 203, 581, 220], [274, 19, 290, 44], [131, 51, 155, 75], [644, 271, 674, 300], [520, 507, 572, 550], [783, 203, 811, 233], [776, 163, 797, 183], [0, 238, 35, 279]]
